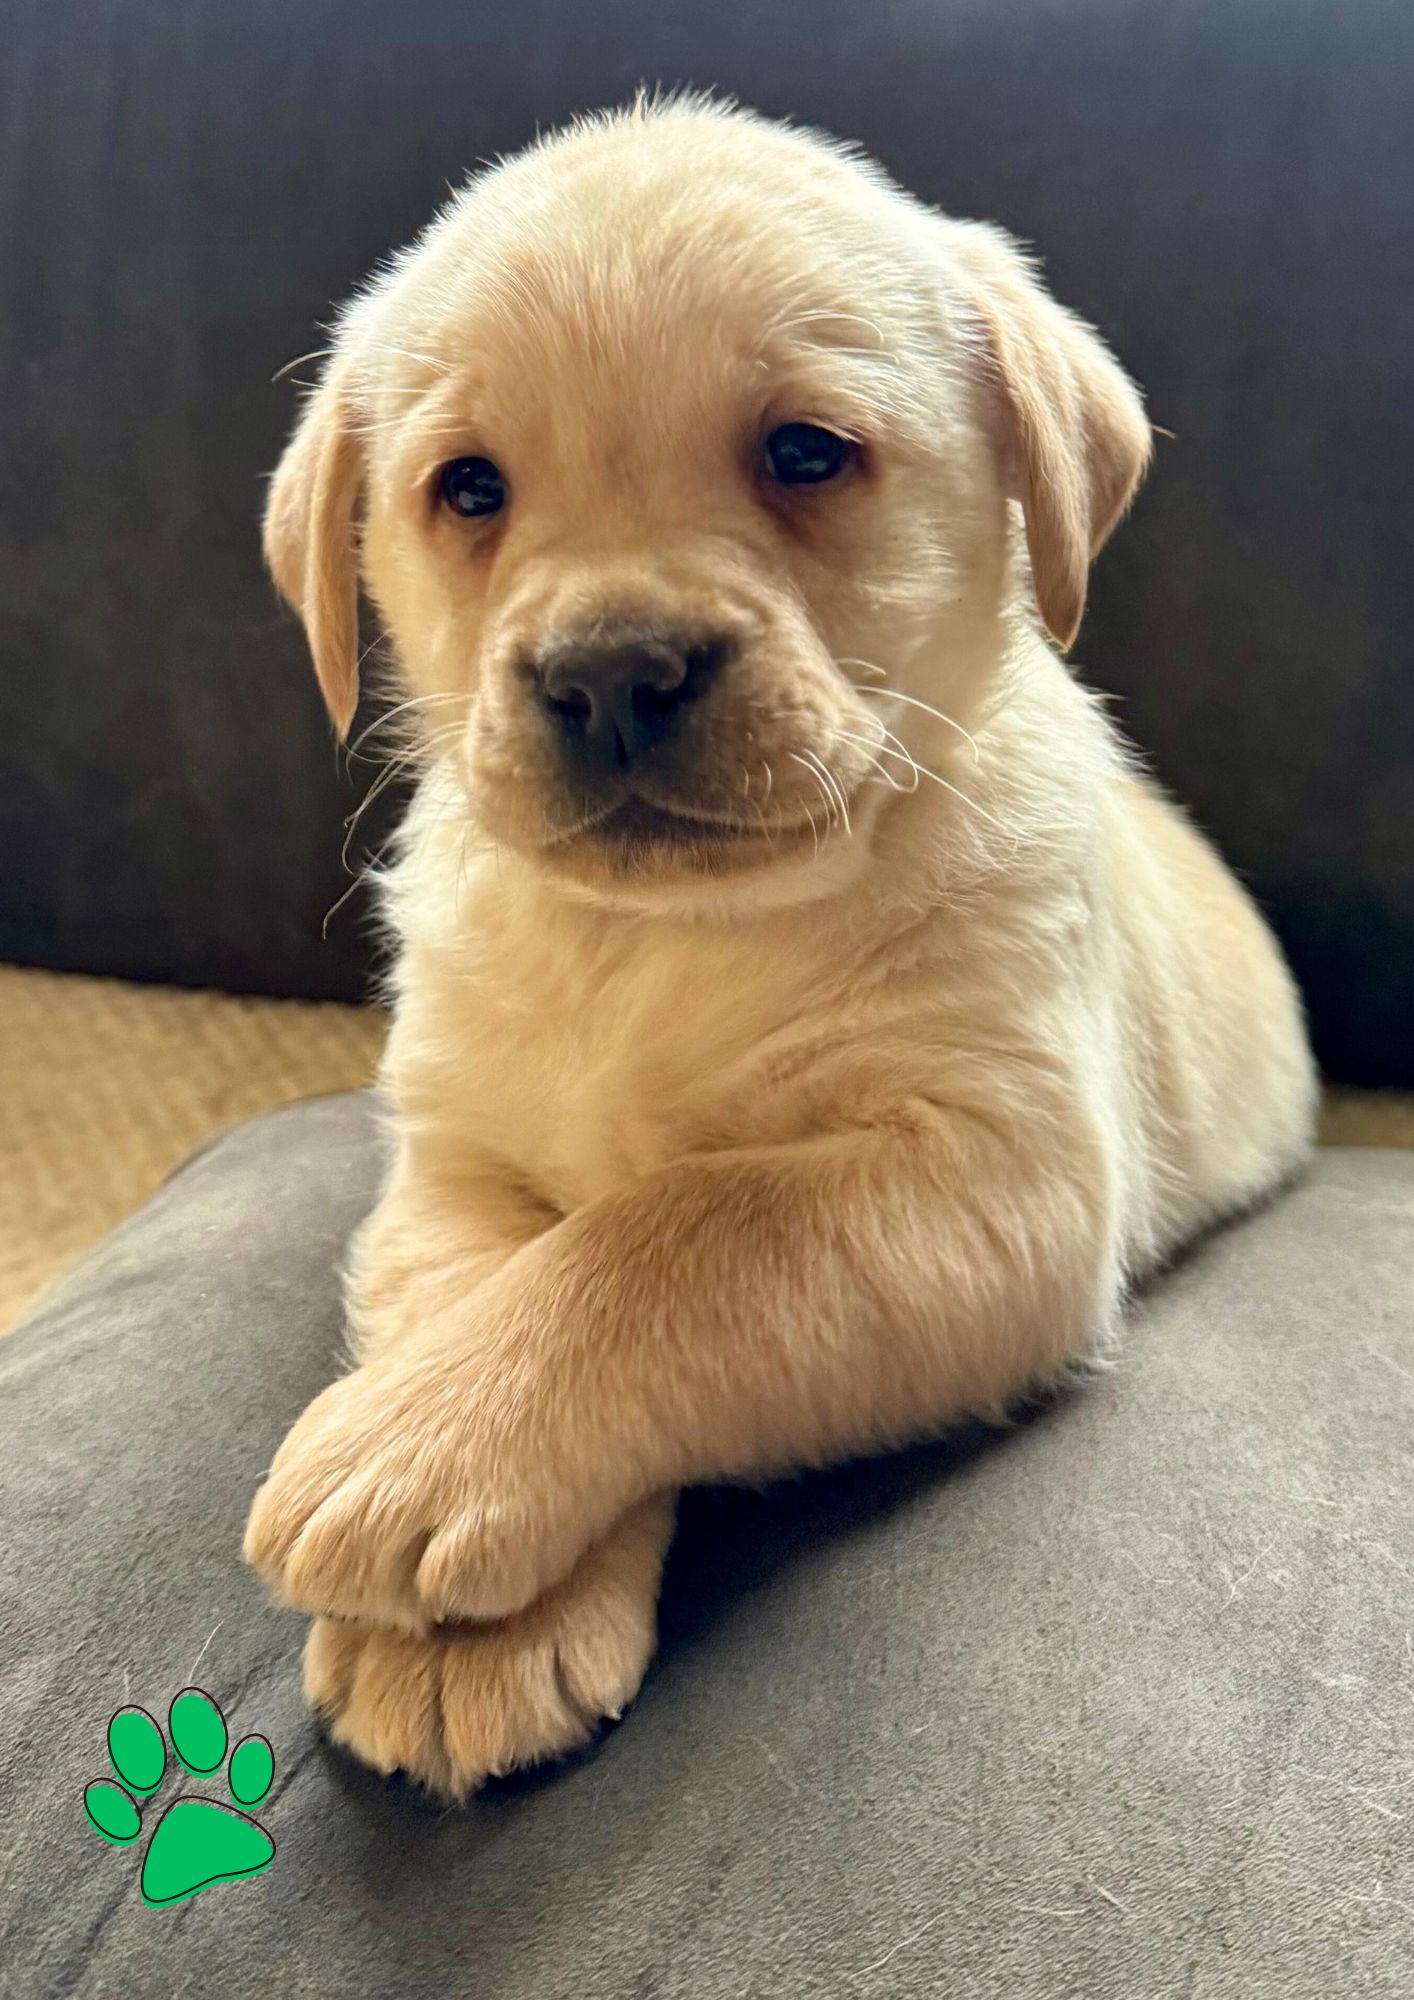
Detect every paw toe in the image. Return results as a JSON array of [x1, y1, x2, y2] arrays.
[[413, 1510, 582, 1625], [307, 1620, 452, 1792], [555, 1580, 656, 1721], [438, 1630, 591, 1793], [277, 1483, 428, 1628]]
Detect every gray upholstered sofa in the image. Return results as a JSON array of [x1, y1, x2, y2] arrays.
[[3, 2, 1412, 1994]]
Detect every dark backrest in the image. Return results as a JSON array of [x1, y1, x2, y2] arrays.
[[3, 0, 1411, 1082]]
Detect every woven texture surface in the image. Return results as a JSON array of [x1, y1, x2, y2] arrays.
[[0, 966, 385, 1332], [1, 964, 1409, 1336]]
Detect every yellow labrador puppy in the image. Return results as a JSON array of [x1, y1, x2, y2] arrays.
[[246, 97, 1314, 1798]]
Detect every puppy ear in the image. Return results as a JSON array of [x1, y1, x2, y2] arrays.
[[950, 223, 1151, 651], [264, 365, 363, 738]]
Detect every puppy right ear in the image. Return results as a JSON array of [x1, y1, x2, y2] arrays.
[[264, 365, 363, 739], [944, 221, 1151, 653]]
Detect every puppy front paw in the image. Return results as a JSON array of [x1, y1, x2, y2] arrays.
[[303, 1496, 674, 1799], [243, 1363, 629, 1629]]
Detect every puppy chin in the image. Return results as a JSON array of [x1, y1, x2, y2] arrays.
[[517, 787, 891, 918]]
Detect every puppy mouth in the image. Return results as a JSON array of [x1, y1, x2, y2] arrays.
[[540, 790, 821, 869], [597, 798, 764, 845]]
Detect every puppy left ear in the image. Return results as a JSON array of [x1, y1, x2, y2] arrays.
[[947, 222, 1152, 651], [264, 363, 364, 739]]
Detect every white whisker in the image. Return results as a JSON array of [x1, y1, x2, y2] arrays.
[[793, 778, 823, 858], [791, 749, 828, 821], [835, 721, 921, 795], [367, 343, 455, 375], [859, 684, 981, 764], [799, 747, 853, 838], [835, 656, 982, 765], [739, 766, 780, 851], [330, 702, 468, 929], [321, 837, 393, 938], [833, 728, 913, 795], [347, 690, 465, 763], [189, 1620, 224, 1683], [789, 753, 833, 825], [271, 347, 334, 384], [866, 741, 1010, 833], [837, 740, 895, 793]]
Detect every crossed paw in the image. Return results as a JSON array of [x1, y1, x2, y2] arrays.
[[304, 1496, 673, 1800], [244, 1335, 675, 1801], [243, 1361, 628, 1633]]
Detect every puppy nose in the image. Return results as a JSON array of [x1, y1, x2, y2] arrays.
[[539, 630, 730, 770]]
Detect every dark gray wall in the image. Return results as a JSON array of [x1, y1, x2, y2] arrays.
[[2, 0, 1411, 1081]]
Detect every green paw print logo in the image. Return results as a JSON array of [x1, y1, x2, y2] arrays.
[[82, 1687, 276, 1909]]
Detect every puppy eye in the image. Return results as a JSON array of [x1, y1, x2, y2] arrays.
[[439, 456, 506, 518], [764, 423, 853, 487]]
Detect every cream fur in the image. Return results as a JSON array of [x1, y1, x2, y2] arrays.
[[245, 98, 1315, 1799]]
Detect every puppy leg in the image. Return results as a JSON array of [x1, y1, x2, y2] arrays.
[[304, 1493, 674, 1800], [343, 1148, 561, 1365], [248, 1074, 1120, 1626], [245, 1148, 559, 1628]]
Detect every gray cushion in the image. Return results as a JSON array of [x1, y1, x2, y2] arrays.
[[3, 1092, 1412, 1998]]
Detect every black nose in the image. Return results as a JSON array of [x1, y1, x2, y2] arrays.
[[538, 629, 731, 771]]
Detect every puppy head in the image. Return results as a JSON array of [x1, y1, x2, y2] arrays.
[[267, 100, 1149, 906]]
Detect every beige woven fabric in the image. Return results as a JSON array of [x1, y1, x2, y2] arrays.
[[1319, 1088, 1414, 1150], [0, 966, 386, 1332], [0, 963, 1408, 1336]]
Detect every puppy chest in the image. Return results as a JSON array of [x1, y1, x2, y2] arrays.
[[448, 975, 752, 1209]]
